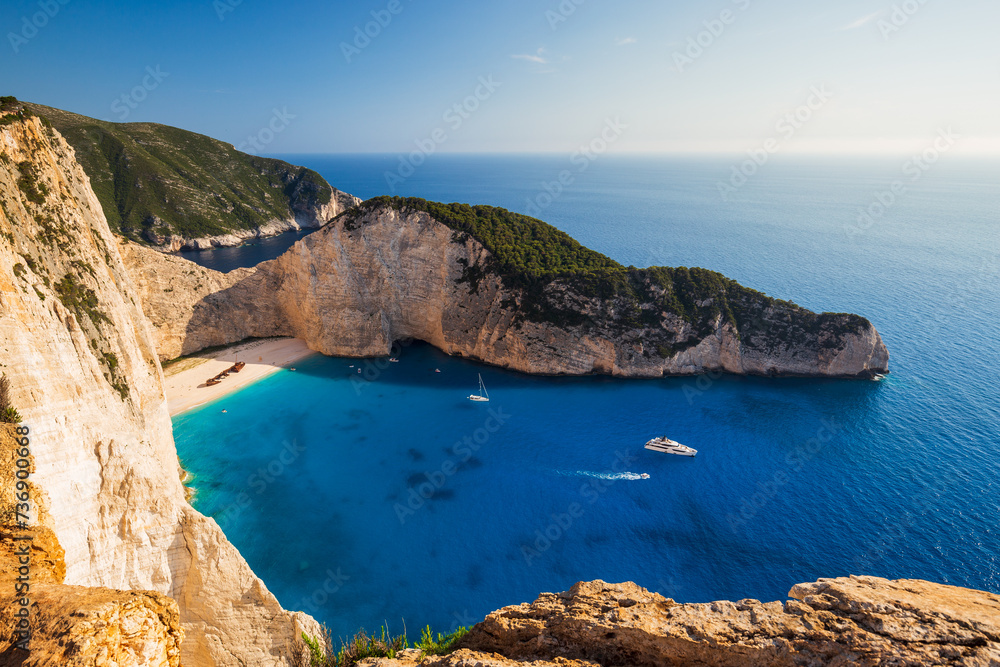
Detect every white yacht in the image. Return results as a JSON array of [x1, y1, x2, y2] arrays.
[[468, 373, 490, 402], [644, 437, 697, 457]]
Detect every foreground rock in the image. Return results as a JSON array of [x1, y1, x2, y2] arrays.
[[123, 201, 889, 379], [361, 577, 1000, 667], [464, 578, 1000, 666], [0, 110, 316, 665], [0, 586, 182, 667]]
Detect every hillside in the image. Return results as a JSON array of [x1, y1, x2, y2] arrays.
[[24, 101, 357, 248]]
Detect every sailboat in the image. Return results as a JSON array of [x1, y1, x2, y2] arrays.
[[468, 373, 490, 402]]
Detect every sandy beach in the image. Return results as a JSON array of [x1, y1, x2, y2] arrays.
[[164, 337, 316, 416]]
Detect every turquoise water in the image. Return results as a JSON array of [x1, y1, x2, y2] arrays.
[[174, 154, 1000, 638]]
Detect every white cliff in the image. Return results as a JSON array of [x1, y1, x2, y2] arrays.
[[0, 112, 316, 665], [123, 204, 889, 379]]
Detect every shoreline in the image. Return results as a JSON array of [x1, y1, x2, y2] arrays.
[[164, 337, 317, 416]]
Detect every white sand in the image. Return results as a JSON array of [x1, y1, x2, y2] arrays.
[[164, 337, 316, 416]]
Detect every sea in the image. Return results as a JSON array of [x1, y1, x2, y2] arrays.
[[172, 153, 1000, 640]]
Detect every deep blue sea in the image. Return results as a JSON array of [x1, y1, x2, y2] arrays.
[[173, 153, 1000, 640]]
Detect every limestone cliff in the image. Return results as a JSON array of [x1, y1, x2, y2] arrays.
[[359, 577, 1000, 667], [0, 111, 316, 665], [124, 201, 888, 379]]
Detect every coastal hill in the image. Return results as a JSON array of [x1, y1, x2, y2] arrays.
[[24, 101, 360, 251], [123, 197, 889, 379]]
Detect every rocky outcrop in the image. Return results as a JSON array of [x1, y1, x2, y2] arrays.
[[0, 114, 316, 665], [0, 426, 179, 667], [0, 425, 66, 585], [0, 586, 182, 667], [359, 577, 1000, 667], [123, 205, 888, 379], [361, 651, 599, 667]]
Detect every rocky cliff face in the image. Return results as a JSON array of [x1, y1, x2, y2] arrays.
[[124, 204, 888, 379], [0, 114, 316, 665], [360, 577, 1000, 667]]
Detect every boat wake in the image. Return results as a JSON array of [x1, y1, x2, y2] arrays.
[[558, 470, 650, 481]]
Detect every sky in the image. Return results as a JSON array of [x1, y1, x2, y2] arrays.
[[1, 0, 998, 155]]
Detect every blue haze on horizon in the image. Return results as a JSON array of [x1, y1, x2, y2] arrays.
[[1, 0, 998, 156]]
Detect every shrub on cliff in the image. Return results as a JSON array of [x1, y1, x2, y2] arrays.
[[16, 161, 47, 205], [0, 375, 22, 424], [0, 97, 36, 127], [298, 622, 468, 666], [417, 624, 469, 656]]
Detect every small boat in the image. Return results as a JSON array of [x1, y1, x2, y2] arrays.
[[468, 373, 490, 402], [389, 358, 399, 363], [640, 473, 650, 479], [434, 369, 441, 373], [644, 437, 697, 457]]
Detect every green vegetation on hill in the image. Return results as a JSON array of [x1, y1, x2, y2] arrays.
[[24, 102, 333, 244], [345, 197, 870, 351], [1, 96, 50, 128]]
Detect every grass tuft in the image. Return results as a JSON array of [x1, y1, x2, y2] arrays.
[[0, 375, 22, 424], [298, 622, 468, 667]]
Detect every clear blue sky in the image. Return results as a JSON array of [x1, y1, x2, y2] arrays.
[[1, 0, 997, 155]]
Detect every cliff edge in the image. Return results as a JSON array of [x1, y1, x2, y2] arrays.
[[0, 108, 315, 665], [124, 198, 889, 379], [360, 577, 1000, 667]]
